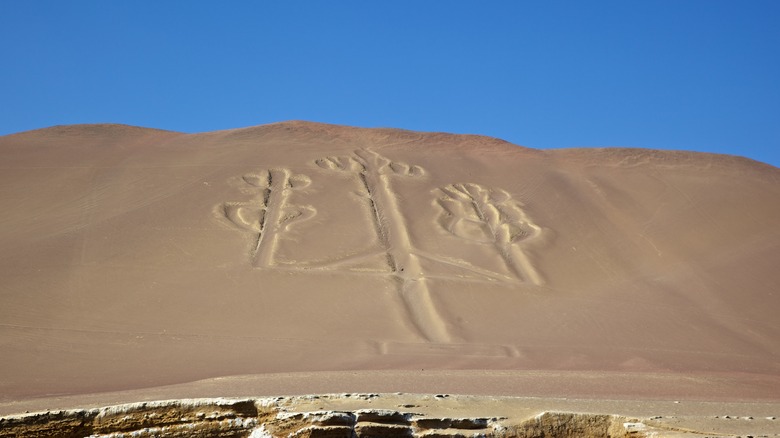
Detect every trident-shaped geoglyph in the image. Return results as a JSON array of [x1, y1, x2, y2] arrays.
[[220, 149, 545, 342]]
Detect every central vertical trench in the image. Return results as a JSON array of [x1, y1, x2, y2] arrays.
[[254, 169, 288, 268], [359, 159, 449, 342], [358, 173, 395, 271]]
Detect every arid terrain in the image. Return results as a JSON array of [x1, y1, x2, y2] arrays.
[[1, 122, 778, 436]]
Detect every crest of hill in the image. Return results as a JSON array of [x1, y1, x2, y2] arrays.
[[3, 123, 182, 139], [203, 120, 540, 156], [1, 121, 774, 177], [553, 146, 779, 177], [0, 124, 184, 152]]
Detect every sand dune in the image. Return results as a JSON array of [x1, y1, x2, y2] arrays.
[[1, 122, 779, 434]]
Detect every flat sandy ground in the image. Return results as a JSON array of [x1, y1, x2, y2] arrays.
[[1, 122, 778, 435]]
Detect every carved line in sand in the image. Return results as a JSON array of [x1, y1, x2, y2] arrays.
[[314, 149, 427, 282], [220, 150, 544, 342], [222, 169, 315, 268], [314, 149, 450, 342], [435, 183, 543, 285]]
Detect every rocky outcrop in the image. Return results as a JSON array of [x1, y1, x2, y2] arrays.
[[0, 398, 261, 438], [0, 394, 658, 438]]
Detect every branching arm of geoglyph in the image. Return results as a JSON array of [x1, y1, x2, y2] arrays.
[[223, 169, 315, 267], [437, 183, 543, 285], [315, 149, 425, 277]]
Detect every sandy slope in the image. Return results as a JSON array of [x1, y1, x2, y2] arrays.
[[0, 122, 778, 416]]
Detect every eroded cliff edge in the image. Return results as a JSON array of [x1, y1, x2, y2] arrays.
[[3, 393, 778, 437]]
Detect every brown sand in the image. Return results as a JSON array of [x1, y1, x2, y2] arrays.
[[0, 122, 779, 434]]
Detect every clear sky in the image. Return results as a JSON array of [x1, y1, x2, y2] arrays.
[[2, 1, 778, 167]]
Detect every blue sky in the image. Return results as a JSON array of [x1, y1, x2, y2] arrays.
[[2, 1, 778, 167]]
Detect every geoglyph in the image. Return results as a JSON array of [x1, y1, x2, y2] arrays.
[[221, 149, 543, 341]]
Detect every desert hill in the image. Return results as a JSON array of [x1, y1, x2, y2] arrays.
[[1, 121, 779, 409]]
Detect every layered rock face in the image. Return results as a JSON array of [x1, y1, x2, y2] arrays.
[[5, 393, 780, 437], [0, 395, 647, 438]]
